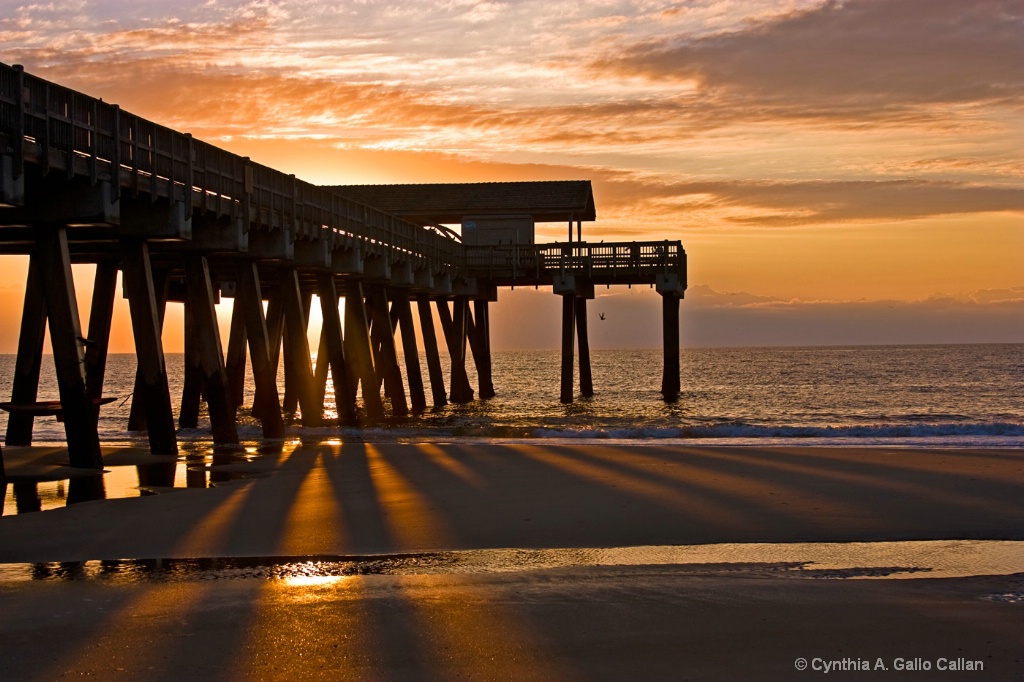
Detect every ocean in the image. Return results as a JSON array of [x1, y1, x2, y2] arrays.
[[2, 343, 1022, 448]]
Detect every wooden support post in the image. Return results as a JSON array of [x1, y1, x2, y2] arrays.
[[394, 292, 427, 412], [282, 290, 312, 416], [178, 300, 203, 429], [279, 269, 321, 426], [560, 293, 576, 404], [225, 294, 248, 415], [126, 267, 170, 437], [183, 254, 239, 445], [237, 263, 284, 438], [364, 298, 388, 397], [468, 299, 496, 399], [5, 254, 48, 446], [314, 324, 330, 406], [661, 293, 681, 402], [343, 290, 360, 397], [316, 273, 357, 425], [367, 285, 408, 416], [36, 226, 103, 468], [84, 261, 118, 400], [417, 297, 447, 408], [575, 297, 593, 398], [437, 298, 474, 403], [252, 285, 284, 421], [343, 281, 384, 421]]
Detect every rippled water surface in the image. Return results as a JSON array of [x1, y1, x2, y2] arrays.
[[1, 344, 1022, 446]]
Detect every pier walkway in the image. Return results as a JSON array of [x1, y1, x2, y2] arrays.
[[0, 63, 685, 474]]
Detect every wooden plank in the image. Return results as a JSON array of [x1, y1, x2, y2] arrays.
[[575, 297, 593, 398], [36, 225, 103, 468], [417, 297, 447, 408], [316, 273, 357, 425], [183, 254, 239, 445], [5, 253, 47, 446], [0, 397, 116, 419], [237, 262, 284, 438]]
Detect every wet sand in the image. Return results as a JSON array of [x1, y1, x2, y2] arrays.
[[1, 443, 1023, 679]]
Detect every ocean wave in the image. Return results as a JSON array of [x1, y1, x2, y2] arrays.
[[532, 422, 1024, 440], [17, 420, 1023, 449]]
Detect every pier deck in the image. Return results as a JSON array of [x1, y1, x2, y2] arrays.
[[0, 62, 686, 473]]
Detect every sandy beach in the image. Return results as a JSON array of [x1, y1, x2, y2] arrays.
[[1, 443, 1022, 679]]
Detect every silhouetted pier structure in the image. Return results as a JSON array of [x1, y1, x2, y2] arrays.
[[0, 63, 685, 474]]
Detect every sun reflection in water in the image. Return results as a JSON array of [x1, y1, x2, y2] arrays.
[[280, 574, 350, 588]]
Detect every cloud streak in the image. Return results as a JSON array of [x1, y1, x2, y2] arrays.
[[589, 0, 1024, 124]]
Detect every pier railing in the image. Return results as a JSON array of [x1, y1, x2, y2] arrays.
[[465, 240, 686, 285], [0, 63, 462, 271]]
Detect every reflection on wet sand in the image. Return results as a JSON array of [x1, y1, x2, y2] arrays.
[[1, 448, 268, 516]]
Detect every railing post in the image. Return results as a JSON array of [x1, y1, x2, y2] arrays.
[[110, 105, 121, 188], [12, 64, 25, 179], [40, 81, 50, 176], [65, 92, 75, 180], [88, 99, 98, 184], [183, 133, 193, 220]]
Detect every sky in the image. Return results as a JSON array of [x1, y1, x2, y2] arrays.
[[0, 0, 1022, 350]]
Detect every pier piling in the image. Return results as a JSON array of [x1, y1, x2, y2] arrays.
[[280, 269, 321, 427], [468, 300, 496, 400], [238, 262, 285, 437], [438, 298, 474, 403], [84, 261, 118, 400], [418, 297, 448, 407], [367, 285, 408, 416], [661, 292, 681, 402], [316, 273, 357, 425], [344, 281, 385, 421], [575, 296, 593, 398], [225, 294, 248, 416], [36, 225, 103, 468], [183, 254, 239, 445], [122, 241, 177, 455], [560, 293, 576, 404], [395, 292, 428, 412], [5, 253, 47, 447]]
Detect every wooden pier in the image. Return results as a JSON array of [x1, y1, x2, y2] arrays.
[[0, 63, 686, 475]]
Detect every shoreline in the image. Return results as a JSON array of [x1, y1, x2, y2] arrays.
[[2, 443, 1022, 680], [1, 443, 1022, 563]]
